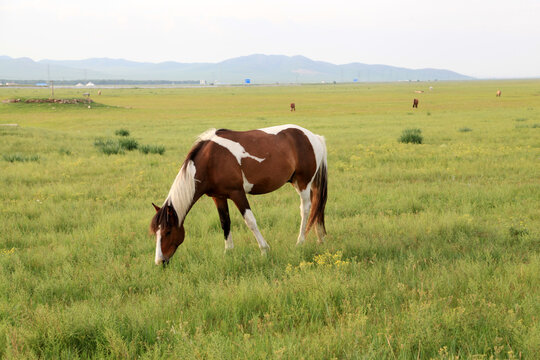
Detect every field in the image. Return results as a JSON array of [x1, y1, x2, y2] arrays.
[[1, 80, 539, 359]]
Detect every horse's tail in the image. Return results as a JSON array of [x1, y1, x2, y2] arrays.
[[306, 135, 327, 237]]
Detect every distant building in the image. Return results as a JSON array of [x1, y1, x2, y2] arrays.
[[75, 83, 84, 87], [86, 82, 95, 87]]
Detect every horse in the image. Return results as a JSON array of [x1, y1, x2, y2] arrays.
[[290, 103, 296, 111], [150, 124, 328, 266], [496, 90, 501, 97], [413, 98, 419, 108]]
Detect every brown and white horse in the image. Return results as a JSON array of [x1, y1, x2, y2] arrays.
[[150, 124, 328, 265], [496, 90, 502, 97]]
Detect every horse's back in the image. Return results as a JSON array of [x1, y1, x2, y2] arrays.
[[203, 125, 320, 194]]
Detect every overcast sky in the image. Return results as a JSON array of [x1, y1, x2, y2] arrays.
[[1, 0, 539, 78]]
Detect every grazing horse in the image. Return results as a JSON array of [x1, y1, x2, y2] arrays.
[[413, 98, 419, 108], [150, 124, 328, 265], [496, 90, 501, 97], [290, 103, 296, 111]]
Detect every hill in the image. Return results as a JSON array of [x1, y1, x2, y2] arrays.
[[0, 54, 473, 83]]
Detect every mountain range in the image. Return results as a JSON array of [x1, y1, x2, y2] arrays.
[[0, 54, 473, 83]]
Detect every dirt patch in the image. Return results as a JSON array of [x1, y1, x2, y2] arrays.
[[2, 98, 93, 104]]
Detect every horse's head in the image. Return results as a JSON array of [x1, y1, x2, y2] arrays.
[[150, 202, 185, 266]]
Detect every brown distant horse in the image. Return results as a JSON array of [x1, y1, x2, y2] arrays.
[[496, 90, 501, 97], [290, 103, 296, 111], [150, 124, 328, 265], [413, 98, 419, 108]]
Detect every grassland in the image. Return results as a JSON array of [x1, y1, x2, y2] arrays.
[[1, 80, 539, 359]]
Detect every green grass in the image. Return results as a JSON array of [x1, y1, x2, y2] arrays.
[[94, 138, 125, 155], [139, 144, 166, 155], [118, 137, 139, 151], [3, 153, 40, 162], [115, 128, 130, 137], [398, 128, 423, 144], [0, 80, 539, 359]]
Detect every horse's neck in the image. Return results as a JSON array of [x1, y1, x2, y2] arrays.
[[166, 160, 198, 225]]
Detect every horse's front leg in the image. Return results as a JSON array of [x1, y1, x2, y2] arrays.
[[229, 191, 270, 254], [213, 197, 233, 251]]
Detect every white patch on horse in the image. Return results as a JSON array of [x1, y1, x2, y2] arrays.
[[166, 160, 197, 223], [225, 232, 234, 250], [259, 124, 326, 185], [197, 128, 217, 142], [200, 130, 265, 165], [242, 171, 254, 193], [294, 185, 312, 245], [155, 226, 165, 265], [243, 209, 269, 253], [258, 124, 302, 135]]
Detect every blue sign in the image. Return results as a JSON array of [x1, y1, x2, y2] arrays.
[[353, 78, 358, 82], [244, 78, 251, 84]]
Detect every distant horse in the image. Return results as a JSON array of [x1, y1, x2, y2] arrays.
[[413, 98, 419, 108], [496, 90, 501, 97], [150, 124, 328, 265], [290, 103, 296, 111]]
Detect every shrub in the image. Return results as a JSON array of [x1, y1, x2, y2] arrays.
[[118, 138, 138, 151], [94, 138, 111, 147], [139, 144, 166, 155], [100, 142, 124, 155], [3, 153, 40, 162], [94, 138, 124, 155], [115, 129, 130, 136], [509, 226, 529, 238], [58, 148, 72, 155], [399, 128, 423, 144], [459, 127, 472, 132]]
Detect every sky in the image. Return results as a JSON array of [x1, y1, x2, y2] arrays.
[[1, 0, 539, 78]]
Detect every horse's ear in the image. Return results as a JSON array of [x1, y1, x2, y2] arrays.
[[152, 203, 160, 212]]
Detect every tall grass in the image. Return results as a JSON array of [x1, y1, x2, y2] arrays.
[[0, 81, 539, 358], [399, 128, 423, 144], [139, 144, 166, 155], [3, 153, 40, 162], [115, 128, 130, 136]]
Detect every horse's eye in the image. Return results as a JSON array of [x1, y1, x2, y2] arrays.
[[165, 230, 171, 236]]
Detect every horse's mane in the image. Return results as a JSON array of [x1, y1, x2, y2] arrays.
[[151, 129, 217, 234], [150, 203, 179, 233], [184, 137, 208, 163]]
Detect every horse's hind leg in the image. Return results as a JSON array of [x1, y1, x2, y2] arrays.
[[213, 197, 233, 251], [229, 191, 270, 254], [294, 185, 311, 245]]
